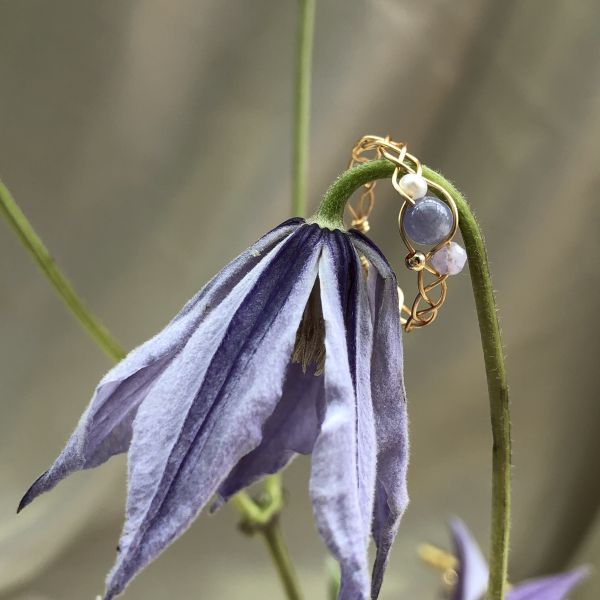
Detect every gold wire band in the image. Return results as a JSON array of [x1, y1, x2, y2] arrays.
[[347, 135, 460, 332]]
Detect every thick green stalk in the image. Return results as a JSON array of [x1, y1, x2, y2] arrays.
[[315, 159, 511, 599], [0, 178, 303, 600], [291, 0, 316, 217]]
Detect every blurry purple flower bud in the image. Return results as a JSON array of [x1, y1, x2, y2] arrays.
[[449, 518, 589, 600]]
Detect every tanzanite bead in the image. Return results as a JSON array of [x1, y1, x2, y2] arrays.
[[403, 196, 453, 246]]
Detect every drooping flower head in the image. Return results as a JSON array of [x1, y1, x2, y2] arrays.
[[19, 216, 409, 600], [448, 518, 589, 600]]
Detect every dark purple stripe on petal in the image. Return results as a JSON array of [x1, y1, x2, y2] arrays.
[[326, 231, 359, 387], [18, 221, 300, 513], [172, 218, 303, 324], [310, 238, 374, 600], [105, 224, 323, 599], [348, 230, 395, 279]]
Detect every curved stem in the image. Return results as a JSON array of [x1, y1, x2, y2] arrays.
[[316, 159, 511, 599], [291, 0, 316, 217], [424, 166, 511, 600], [1, 178, 303, 599], [234, 475, 304, 600]]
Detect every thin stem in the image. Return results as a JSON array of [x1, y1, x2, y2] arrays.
[[1, 177, 303, 599], [291, 0, 316, 217], [0, 178, 125, 362], [261, 518, 303, 600], [316, 159, 511, 599], [235, 475, 303, 600]]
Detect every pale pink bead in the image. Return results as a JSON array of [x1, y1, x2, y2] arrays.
[[430, 242, 467, 275]]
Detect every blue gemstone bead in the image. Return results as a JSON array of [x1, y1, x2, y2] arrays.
[[403, 196, 453, 245]]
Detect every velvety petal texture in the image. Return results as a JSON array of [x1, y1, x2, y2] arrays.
[[106, 224, 323, 598], [18, 218, 301, 513], [214, 362, 325, 508], [449, 519, 589, 600], [19, 220, 410, 600], [351, 232, 409, 599], [310, 233, 377, 599]]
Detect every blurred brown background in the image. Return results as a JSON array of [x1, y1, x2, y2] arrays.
[[1, 1, 599, 599]]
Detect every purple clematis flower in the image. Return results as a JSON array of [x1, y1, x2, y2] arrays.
[[449, 518, 589, 600], [19, 218, 409, 600]]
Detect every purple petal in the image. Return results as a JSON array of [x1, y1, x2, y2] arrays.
[[352, 233, 409, 600], [507, 567, 589, 600], [18, 219, 300, 513], [449, 518, 489, 600], [213, 361, 325, 508], [104, 225, 323, 599], [309, 232, 376, 600]]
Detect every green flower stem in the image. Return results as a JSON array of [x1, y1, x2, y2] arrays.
[[261, 516, 303, 600], [0, 178, 126, 362], [291, 0, 316, 217], [315, 159, 511, 600], [312, 160, 395, 230], [232, 476, 303, 600], [0, 178, 303, 600], [423, 167, 511, 600], [237, 474, 302, 600]]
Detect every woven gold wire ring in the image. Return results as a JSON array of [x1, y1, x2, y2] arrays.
[[347, 135, 465, 332]]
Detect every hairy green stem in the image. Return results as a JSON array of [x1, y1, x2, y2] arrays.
[[0, 178, 302, 600], [424, 167, 511, 600], [315, 159, 511, 599], [291, 0, 316, 217]]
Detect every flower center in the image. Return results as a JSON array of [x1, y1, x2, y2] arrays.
[[291, 282, 325, 375]]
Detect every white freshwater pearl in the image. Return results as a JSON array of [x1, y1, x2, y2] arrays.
[[398, 173, 428, 200]]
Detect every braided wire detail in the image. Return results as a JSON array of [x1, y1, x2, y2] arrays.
[[346, 135, 459, 331]]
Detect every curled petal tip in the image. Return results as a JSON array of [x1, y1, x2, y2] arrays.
[[16, 495, 28, 514], [17, 471, 48, 513]]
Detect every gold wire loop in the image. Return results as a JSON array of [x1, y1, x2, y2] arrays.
[[346, 134, 460, 332]]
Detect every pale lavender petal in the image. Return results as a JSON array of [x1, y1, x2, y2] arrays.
[[351, 250, 377, 545], [18, 219, 300, 512], [351, 232, 409, 600], [213, 361, 325, 508], [310, 232, 375, 600], [507, 567, 589, 600], [449, 518, 489, 600], [104, 224, 323, 599]]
